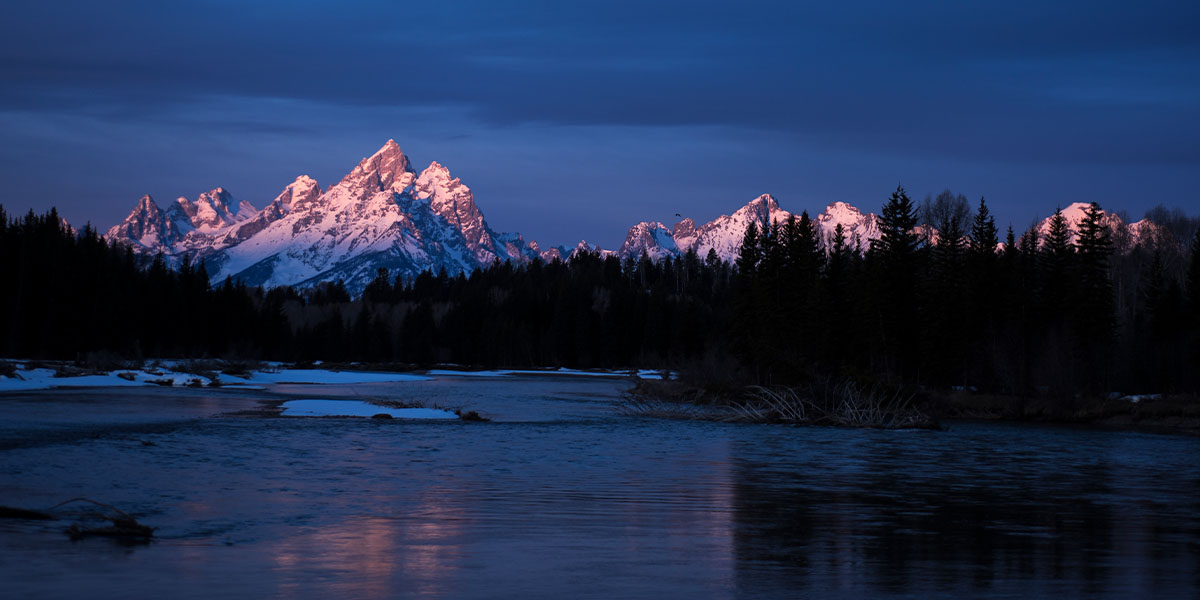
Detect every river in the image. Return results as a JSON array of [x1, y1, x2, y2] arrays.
[[1, 375, 1197, 598]]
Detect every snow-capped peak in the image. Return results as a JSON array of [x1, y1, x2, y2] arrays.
[[1034, 201, 1153, 248], [137, 194, 158, 212], [676, 193, 792, 260], [275, 175, 321, 212], [619, 221, 678, 261], [344, 139, 414, 191], [816, 201, 879, 249], [169, 187, 256, 233], [105, 194, 185, 250]]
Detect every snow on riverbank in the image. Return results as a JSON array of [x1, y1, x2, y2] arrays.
[[0, 361, 659, 392], [0, 363, 429, 392], [280, 399, 458, 419], [0, 368, 148, 392]]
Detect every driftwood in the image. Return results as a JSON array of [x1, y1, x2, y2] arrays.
[[48, 497, 155, 543]]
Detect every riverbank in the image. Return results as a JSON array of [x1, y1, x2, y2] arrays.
[[627, 379, 1200, 435], [929, 390, 1200, 435], [0, 358, 668, 393]]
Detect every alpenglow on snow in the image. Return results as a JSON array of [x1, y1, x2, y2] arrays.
[[103, 140, 1155, 294]]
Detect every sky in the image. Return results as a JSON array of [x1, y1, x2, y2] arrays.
[[1, 0, 1197, 248]]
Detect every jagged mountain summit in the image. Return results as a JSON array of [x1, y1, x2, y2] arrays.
[[614, 194, 884, 261], [104, 142, 885, 292], [104, 188, 258, 252], [103, 140, 1159, 294], [106, 140, 541, 292], [207, 140, 548, 291], [1032, 202, 1154, 247]]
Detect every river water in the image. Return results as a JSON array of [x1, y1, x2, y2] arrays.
[[1, 376, 1197, 599]]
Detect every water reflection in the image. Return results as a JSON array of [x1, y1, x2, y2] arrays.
[[1, 383, 1198, 599], [727, 425, 1200, 597], [269, 504, 464, 600]]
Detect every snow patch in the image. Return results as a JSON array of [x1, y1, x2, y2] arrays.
[[0, 365, 429, 392], [0, 369, 146, 391]]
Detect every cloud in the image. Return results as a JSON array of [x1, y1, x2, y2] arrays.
[[1, 0, 1197, 244]]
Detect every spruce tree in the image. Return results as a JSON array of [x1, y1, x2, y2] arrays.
[[868, 185, 922, 378], [1041, 208, 1074, 315], [364, 267, 392, 303], [780, 211, 824, 371], [1075, 202, 1115, 335], [928, 200, 969, 387], [755, 221, 786, 371], [969, 197, 999, 258], [823, 223, 853, 367], [732, 222, 762, 371], [1073, 202, 1116, 392], [871, 185, 920, 259], [1003, 226, 1017, 261]]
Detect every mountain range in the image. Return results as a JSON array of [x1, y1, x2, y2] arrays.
[[103, 140, 1155, 294]]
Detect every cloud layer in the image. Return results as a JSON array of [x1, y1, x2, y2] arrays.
[[2, 0, 1197, 246]]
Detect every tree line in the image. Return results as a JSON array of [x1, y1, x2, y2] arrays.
[[1, 192, 1198, 397], [0, 205, 731, 368], [731, 187, 1200, 396]]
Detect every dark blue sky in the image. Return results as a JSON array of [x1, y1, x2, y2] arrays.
[[2, 0, 1197, 247]]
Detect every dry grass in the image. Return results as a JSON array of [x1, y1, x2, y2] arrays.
[[622, 378, 939, 429], [736, 381, 938, 429]]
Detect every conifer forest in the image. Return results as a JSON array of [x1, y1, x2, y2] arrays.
[[3, 188, 1199, 399]]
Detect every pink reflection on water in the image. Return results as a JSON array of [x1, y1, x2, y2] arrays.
[[269, 487, 466, 599]]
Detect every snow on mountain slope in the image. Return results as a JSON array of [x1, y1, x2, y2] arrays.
[[200, 140, 537, 292], [101, 140, 1163, 297], [618, 221, 679, 261], [1034, 201, 1154, 247], [173, 187, 256, 233], [689, 194, 791, 260], [105, 195, 188, 251], [815, 201, 880, 251], [108, 188, 266, 255], [103, 140, 543, 293], [200, 176, 320, 252], [614, 195, 884, 262], [415, 161, 506, 265]]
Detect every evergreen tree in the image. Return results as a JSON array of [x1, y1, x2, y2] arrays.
[[868, 185, 922, 378], [822, 223, 854, 368], [927, 197, 970, 387], [781, 211, 824, 372], [1003, 226, 1017, 261], [1041, 208, 1074, 315], [364, 267, 392, 303], [1071, 202, 1116, 392], [969, 197, 999, 258], [871, 185, 921, 259], [731, 222, 763, 376], [1074, 202, 1115, 337]]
